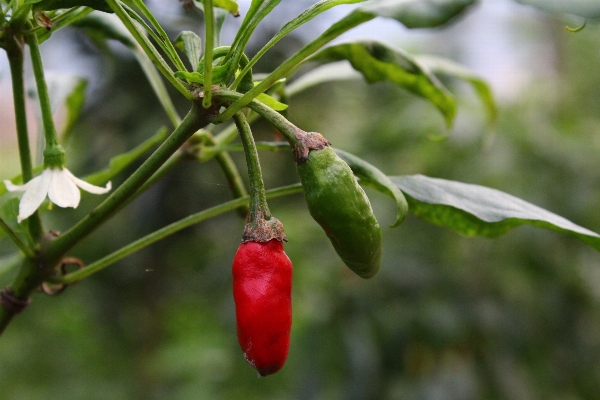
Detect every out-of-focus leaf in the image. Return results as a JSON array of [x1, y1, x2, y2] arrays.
[[515, 0, 600, 19], [415, 54, 497, 126], [311, 40, 456, 126], [32, 0, 112, 13], [335, 149, 408, 227], [194, 0, 240, 16], [0, 196, 31, 244], [391, 175, 600, 251], [358, 0, 475, 28], [0, 252, 23, 280], [72, 12, 136, 48], [255, 93, 288, 111], [174, 31, 203, 71], [174, 71, 204, 83], [84, 127, 169, 186], [241, 0, 365, 78], [286, 62, 362, 97], [61, 79, 88, 143]]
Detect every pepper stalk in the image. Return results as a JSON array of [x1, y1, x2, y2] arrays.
[[233, 112, 286, 243]]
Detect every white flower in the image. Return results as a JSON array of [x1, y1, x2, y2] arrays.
[[4, 168, 111, 223]]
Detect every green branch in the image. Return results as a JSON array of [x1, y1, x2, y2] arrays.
[[6, 33, 43, 240], [49, 184, 302, 285], [45, 102, 215, 262], [201, 0, 215, 108]]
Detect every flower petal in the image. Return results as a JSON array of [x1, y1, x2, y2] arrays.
[[4, 179, 29, 192], [65, 169, 112, 194], [48, 169, 80, 208], [17, 170, 52, 222]]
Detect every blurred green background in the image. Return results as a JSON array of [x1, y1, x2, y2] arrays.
[[2, 1, 600, 399]]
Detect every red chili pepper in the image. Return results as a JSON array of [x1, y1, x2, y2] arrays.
[[232, 239, 293, 377]]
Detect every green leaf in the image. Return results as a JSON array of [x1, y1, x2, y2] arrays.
[[239, 0, 365, 81], [311, 40, 456, 126], [286, 62, 362, 96], [61, 79, 88, 143], [255, 93, 288, 111], [32, 0, 112, 13], [335, 149, 408, 227], [515, 0, 600, 19], [224, 0, 282, 83], [174, 31, 203, 71], [85, 127, 170, 186], [214, 0, 239, 15], [0, 195, 32, 245], [358, 0, 476, 28], [174, 70, 204, 83], [391, 175, 600, 251], [415, 54, 497, 126]]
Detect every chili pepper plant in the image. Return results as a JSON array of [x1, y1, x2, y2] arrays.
[[0, 0, 599, 378]]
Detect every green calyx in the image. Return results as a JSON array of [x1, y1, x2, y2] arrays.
[[43, 144, 66, 169], [297, 145, 382, 279]]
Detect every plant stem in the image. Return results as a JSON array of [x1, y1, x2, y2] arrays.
[[26, 29, 59, 149], [49, 184, 302, 285], [215, 9, 373, 123], [45, 102, 216, 262], [201, 0, 214, 108], [0, 257, 37, 334], [106, 0, 192, 100], [6, 33, 44, 240], [233, 112, 270, 223], [213, 88, 302, 146]]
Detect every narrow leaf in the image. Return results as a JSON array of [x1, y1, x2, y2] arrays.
[[214, 0, 240, 15], [72, 12, 136, 48], [515, 0, 600, 19], [311, 40, 456, 126], [238, 0, 365, 83], [415, 54, 497, 126], [335, 149, 408, 227], [286, 62, 362, 97], [391, 175, 600, 251], [255, 93, 288, 111], [358, 0, 476, 28], [174, 70, 204, 83], [174, 31, 203, 71]]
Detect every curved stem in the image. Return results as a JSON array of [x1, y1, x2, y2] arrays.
[[48, 184, 302, 285], [234, 112, 270, 223]]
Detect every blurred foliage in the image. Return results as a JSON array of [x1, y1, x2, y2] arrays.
[[2, 2, 600, 400]]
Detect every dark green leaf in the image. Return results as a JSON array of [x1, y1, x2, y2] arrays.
[[335, 149, 408, 227], [358, 0, 476, 28], [174, 31, 203, 71], [311, 40, 456, 126], [32, 0, 112, 13], [391, 175, 600, 251], [415, 54, 497, 126], [515, 0, 600, 19]]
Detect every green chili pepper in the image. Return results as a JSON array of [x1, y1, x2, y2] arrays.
[[296, 139, 382, 279]]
